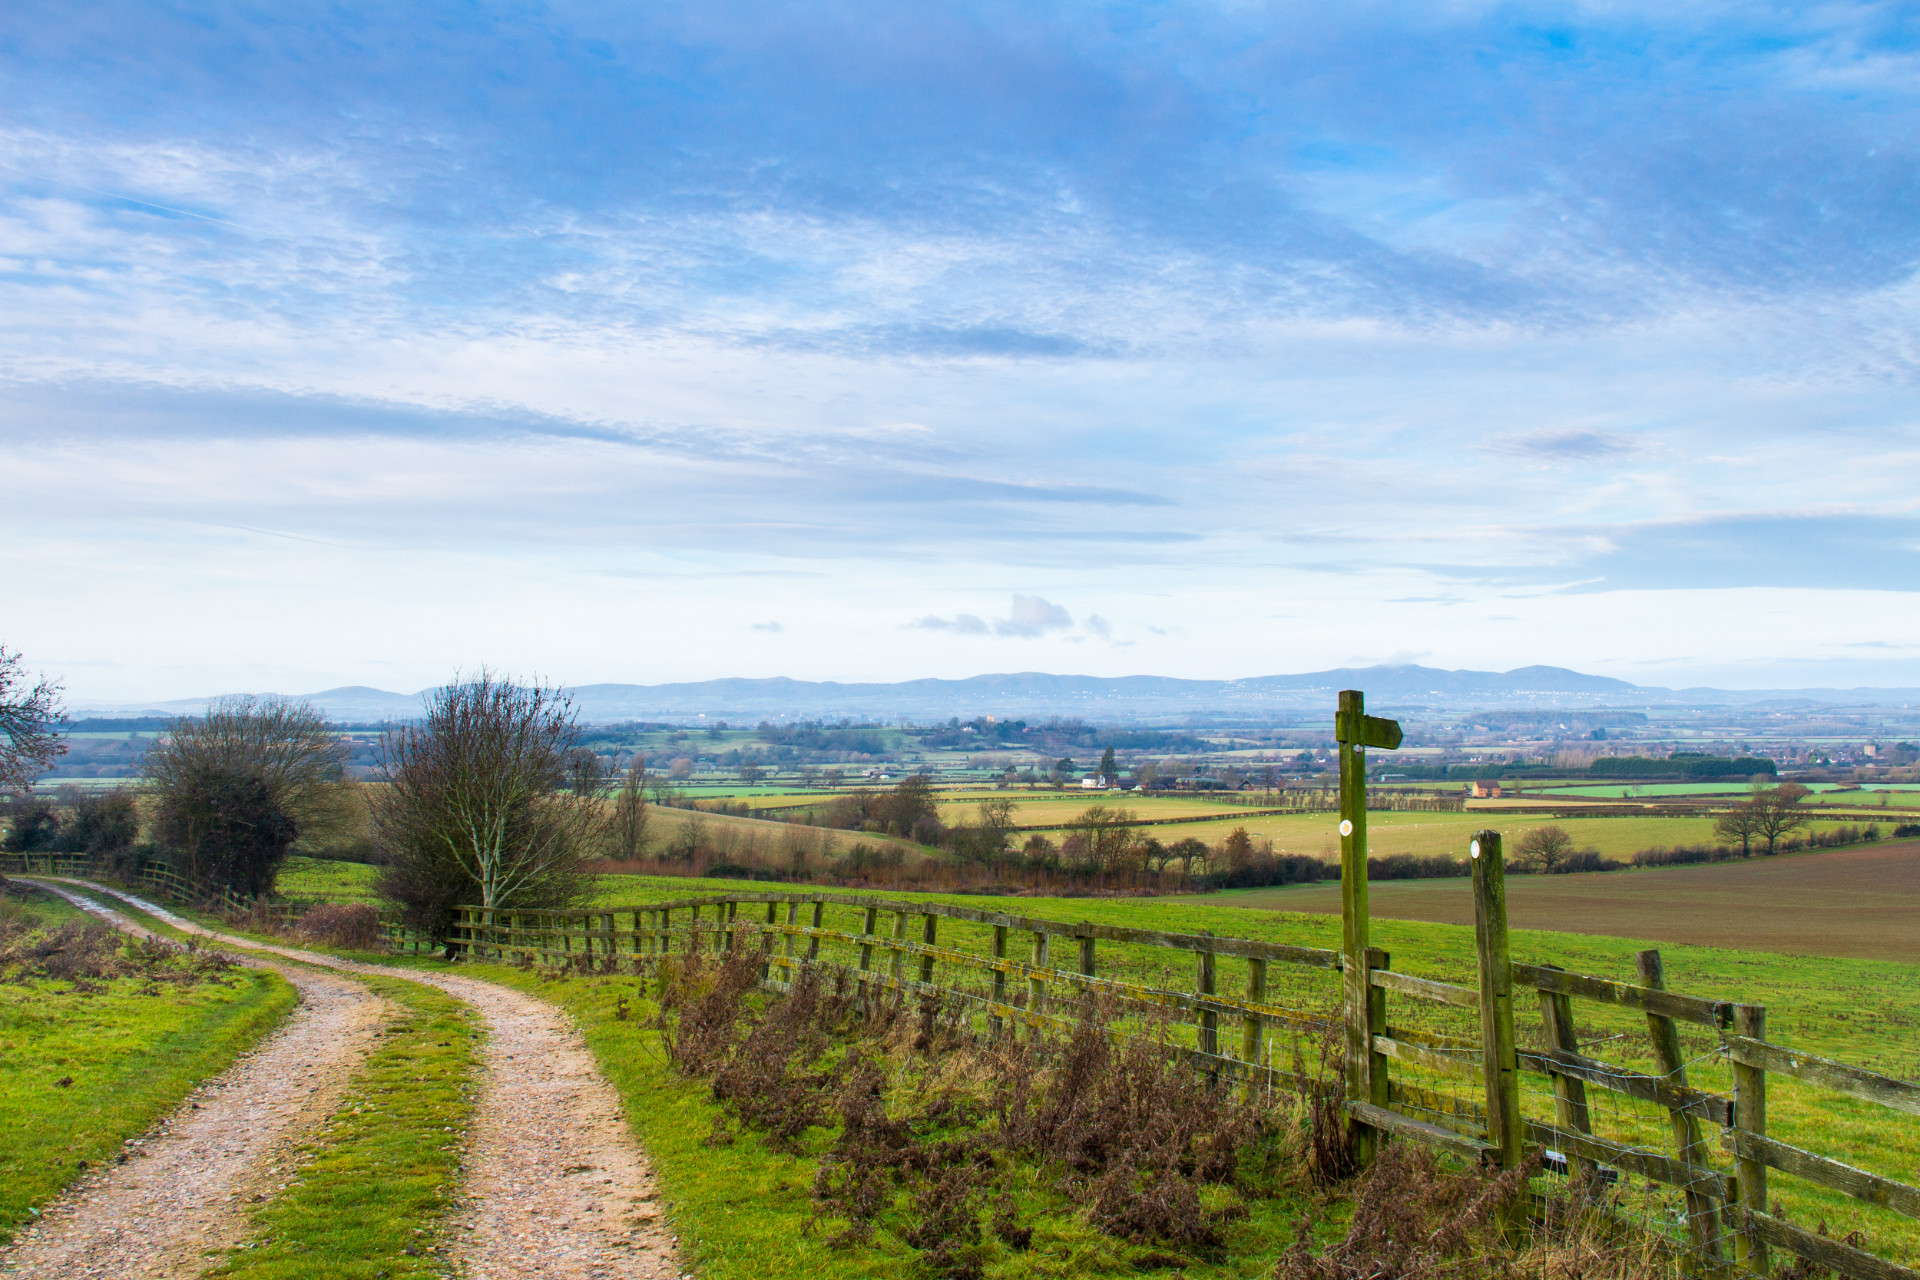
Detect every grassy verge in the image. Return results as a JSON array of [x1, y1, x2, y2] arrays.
[[48, 884, 483, 1280], [303, 955, 1326, 1279], [0, 882, 300, 1244]]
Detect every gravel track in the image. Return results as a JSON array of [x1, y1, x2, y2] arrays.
[[46, 880, 686, 1280], [1, 882, 392, 1280]]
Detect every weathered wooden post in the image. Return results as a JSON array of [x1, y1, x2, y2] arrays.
[[1197, 936, 1218, 1057], [857, 905, 878, 996], [1029, 929, 1050, 1025], [890, 910, 908, 982], [1637, 948, 1725, 1267], [1732, 1004, 1768, 1274], [1336, 690, 1402, 1162], [1471, 830, 1523, 1172], [1243, 956, 1268, 1093], [807, 900, 824, 961], [990, 923, 1009, 1037], [1536, 963, 1598, 1186], [919, 912, 938, 984]]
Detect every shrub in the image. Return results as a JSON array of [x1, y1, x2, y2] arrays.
[[1895, 823, 1920, 838], [296, 903, 384, 950]]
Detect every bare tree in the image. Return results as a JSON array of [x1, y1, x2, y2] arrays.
[[1714, 803, 1760, 856], [1513, 825, 1576, 872], [143, 695, 353, 888], [0, 647, 68, 794], [1752, 781, 1811, 855], [370, 673, 597, 928], [565, 746, 616, 799], [608, 754, 650, 860]]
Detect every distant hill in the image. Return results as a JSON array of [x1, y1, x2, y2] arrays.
[[68, 665, 1920, 724]]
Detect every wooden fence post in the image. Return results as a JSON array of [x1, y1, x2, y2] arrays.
[[1197, 936, 1218, 1057], [1536, 963, 1598, 1187], [890, 910, 908, 981], [919, 912, 938, 984], [807, 900, 823, 961], [1243, 956, 1268, 1093], [991, 924, 1008, 1037], [1471, 830, 1523, 1171], [1732, 1003, 1768, 1275], [786, 901, 801, 981], [857, 906, 878, 995], [1030, 930, 1049, 1025], [1637, 948, 1725, 1268]]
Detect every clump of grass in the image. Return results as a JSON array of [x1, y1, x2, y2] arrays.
[[2, 917, 239, 991]]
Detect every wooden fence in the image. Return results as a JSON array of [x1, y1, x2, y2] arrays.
[[3, 852, 304, 925], [400, 689, 1919, 1280]]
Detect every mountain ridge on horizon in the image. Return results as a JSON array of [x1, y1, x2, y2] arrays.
[[68, 664, 1920, 723]]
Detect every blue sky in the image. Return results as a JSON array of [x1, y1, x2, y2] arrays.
[[3, 1, 1917, 700]]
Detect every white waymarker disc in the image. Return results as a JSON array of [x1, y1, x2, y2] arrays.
[[1339, 819, 1353, 837], [1470, 840, 1482, 859]]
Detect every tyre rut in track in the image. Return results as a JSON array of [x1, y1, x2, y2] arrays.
[[1, 882, 392, 1280], [53, 880, 686, 1280]]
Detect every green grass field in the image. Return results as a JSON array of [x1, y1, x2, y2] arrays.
[[1016, 808, 1724, 861], [0, 885, 301, 1244]]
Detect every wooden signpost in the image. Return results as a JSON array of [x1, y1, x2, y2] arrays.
[[1336, 688, 1402, 1159]]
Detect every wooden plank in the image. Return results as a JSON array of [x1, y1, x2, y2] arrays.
[[1637, 948, 1723, 1265], [1387, 1079, 1487, 1132], [1515, 963, 1733, 1029], [1725, 1037, 1920, 1116], [1745, 1211, 1920, 1280], [1515, 1048, 1734, 1126], [1722, 1130, 1920, 1220], [1523, 1120, 1728, 1201], [1372, 1034, 1483, 1081], [1535, 964, 1598, 1186], [1370, 969, 1480, 1009], [1349, 1101, 1493, 1164]]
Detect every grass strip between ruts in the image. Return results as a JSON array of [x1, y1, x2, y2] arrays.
[[208, 973, 480, 1280], [48, 885, 484, 1280], [0, 883, 300, 1245]]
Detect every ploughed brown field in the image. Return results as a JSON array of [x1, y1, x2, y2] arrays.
[[1193, 838, 1920, 963]]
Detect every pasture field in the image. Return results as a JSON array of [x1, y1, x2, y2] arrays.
[[930, 791, 1305, 828], [1193, 837, 1920, 964], [1021, 808, 1725, 860], [0, 885, 300, 1244]]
